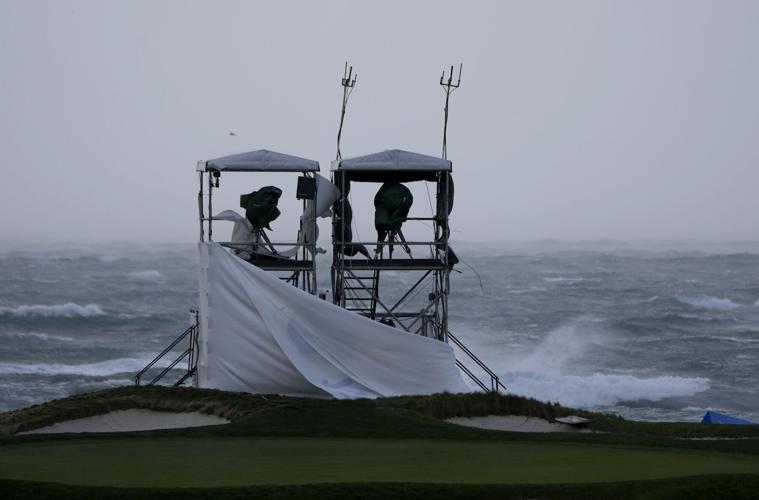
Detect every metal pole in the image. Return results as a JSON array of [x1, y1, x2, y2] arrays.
[[311, 172, 318, 293], [198, 172, 205, 242], [208, 170, 213, 241]]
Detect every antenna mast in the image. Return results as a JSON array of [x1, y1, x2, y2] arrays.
[[440, 63, 462, 159], [336, 62, 357, 161]]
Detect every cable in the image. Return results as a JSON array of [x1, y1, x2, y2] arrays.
[[457, 254, 485, 292], [348, 190, 361, 243]]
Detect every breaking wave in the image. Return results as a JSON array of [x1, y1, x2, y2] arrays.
[[677, 295, 741, 311], [502, 371, 709, 408], [479, 318, 709, 408], [0, 357, 171, 377], [0, 303, 106, 318]]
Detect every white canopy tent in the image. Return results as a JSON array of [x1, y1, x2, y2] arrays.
[[332, 149, 452, 172], [199, 149, 320, 173]]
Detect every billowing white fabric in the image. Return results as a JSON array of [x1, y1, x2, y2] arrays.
[[197, 242, 469, 398], [213, 174, 339, 259], [211, 210, 259, 260], [279, 174, 340, 257]]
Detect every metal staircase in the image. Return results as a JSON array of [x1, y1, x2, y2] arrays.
[[134, 311, 199, 387], [340, 270, 380, 318]]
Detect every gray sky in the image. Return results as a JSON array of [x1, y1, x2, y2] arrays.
[[1, 0, 757, 244]]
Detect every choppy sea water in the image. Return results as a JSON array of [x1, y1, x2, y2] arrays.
[[1, 241, 757, 423]]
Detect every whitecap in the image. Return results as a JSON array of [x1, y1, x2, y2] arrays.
[[460, 317, 709, 408], [677, 295, 741, 311], [706, 335, 759, 345], [117, 312, 153, 319], [0, 303, 106, 318], [127, 270, 163, 281], [754, 298, 759, 307], [543, 277, 585, 283], [501, 371, 709, 408], [0, 356, 172, 377], [0, 331, 75, 342], [98, 255, 125, 263]]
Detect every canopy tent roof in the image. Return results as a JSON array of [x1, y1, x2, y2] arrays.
[[331, 149, 451, 182], [198, 149, 320, 173]]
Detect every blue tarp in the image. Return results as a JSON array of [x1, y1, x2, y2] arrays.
[[701, 411, 755, 425]]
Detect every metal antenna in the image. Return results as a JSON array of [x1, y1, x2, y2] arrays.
[[336, 62, 357, 161], [440, 63, 462, 159]]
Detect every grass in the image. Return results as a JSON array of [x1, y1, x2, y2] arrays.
[[2, 386, 759, 498], [1, 437, 759, 488], [3, 475, 759, 500]]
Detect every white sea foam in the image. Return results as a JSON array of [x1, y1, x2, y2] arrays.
[[502, 371, 709, 408], [98, 255, 125, 263], [754, 298, 759, 307], [543, 277, 585, 283], [677, 295, 741, 311], [127, 270, 163, 280], [0, 331, 74, 342], [707, 335, 759, 345], [117, 312, 153, 319], [0, 357, 171, 376], [0, 303, 106, 318], [464, 318, 709, 408], [509, 318, 608, 373]]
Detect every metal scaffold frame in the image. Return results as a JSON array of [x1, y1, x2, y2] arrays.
[[197, 155, 320, 294], [330, 160, 452, 341]]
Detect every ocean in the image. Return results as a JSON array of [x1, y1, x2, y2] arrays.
[[1, 241, 758, 423]]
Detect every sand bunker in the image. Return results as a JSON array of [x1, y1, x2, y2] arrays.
[[447, 415, 592, 433], [20, 409, 229, 434]]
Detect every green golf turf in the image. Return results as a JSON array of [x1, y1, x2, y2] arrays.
[[1, 437, 758, 488]]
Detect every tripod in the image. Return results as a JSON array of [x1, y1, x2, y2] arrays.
[[375, 229, 412, 259]]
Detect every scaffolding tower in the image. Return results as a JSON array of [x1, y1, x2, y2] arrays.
[[197, 149, 321, 294], [331, 149, 453, 341]]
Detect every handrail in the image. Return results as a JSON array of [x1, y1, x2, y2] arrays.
[[447, 331, 498, 379], [174, 367, 197, 387], [456, 360, 488, 392], [134, 323, 195, 385], [444, 327, 507, 393], [149, 347, 191, 385]]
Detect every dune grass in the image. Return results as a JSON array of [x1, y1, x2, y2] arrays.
[[3, 385, 759, 439]]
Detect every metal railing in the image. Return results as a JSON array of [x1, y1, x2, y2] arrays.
[[446, 329, 507, 394], [135, 313, 199, 387]]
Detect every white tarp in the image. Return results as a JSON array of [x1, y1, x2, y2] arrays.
[[197, 242, 469, 398]]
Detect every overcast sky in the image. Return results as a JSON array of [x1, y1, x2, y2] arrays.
[[1, 0, 757, 244]]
